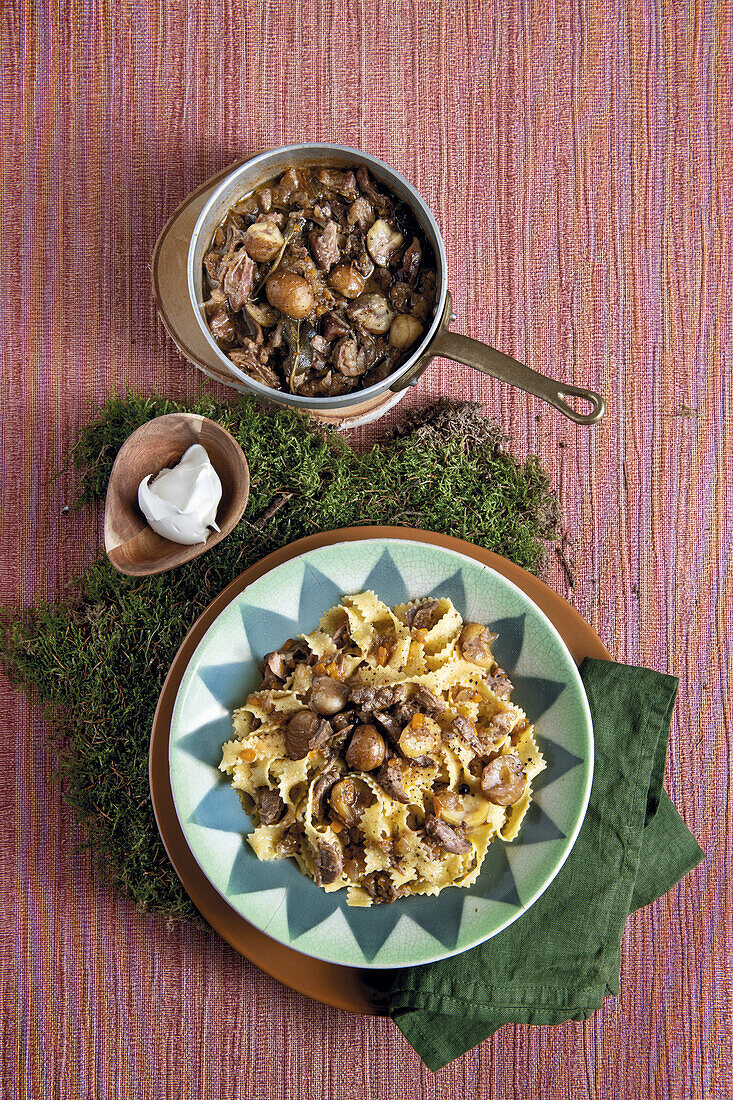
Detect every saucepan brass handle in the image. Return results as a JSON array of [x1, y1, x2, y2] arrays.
[[402, 327, 605, 425]]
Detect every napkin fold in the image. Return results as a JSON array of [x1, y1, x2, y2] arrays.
[[385, 658, 704, 1070]]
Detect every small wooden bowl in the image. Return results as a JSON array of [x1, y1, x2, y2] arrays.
[[104, 413, 249, 577]]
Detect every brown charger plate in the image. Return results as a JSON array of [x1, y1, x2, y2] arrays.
[[149, 526, 611, 1015]]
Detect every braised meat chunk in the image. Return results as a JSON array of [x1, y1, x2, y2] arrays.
[[257, 789, 286, 826], [315, 839, 343, 886], [202, 164, 436, 397], [424, 813, 472, 855]]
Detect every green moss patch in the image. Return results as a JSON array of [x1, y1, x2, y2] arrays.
[[0, 393, 559, 923]]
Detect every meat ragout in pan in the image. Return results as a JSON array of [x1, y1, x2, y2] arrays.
[[201, 165, 437, 397]]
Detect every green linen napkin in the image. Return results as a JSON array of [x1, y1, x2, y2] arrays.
[[386, 658, 704, 1070]]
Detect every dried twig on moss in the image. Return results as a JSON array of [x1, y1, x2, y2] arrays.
[[385, 397, 507, 452]]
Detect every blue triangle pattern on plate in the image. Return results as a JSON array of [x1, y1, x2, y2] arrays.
[[239, 565, 348, 663], [364, 550, 409, 605], [344, 840, 523, 960], [340, 901, 407, 961], [467, 841, 523, 907], [511, 673, 565, 723], [239, 603, 301, 664], [301, 563, 344, 621], [198, 662, 256, 715], [532, 739, 584, 793], [488, 614, 526, 671], [227, 843, 293, 896], [516, 800, 566, 844], [190, 783, 251, 833], [176, 715, 236, 768], [286, 879, 351, 940], [427, 569, 468, 617], [393, 890, 467, 950]]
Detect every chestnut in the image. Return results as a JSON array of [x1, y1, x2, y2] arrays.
[[432, 789, 490, 827], [366, 219, 404, 266], [242, 217, 284, 262], [329, 776, 372, 826], [345, 723, 386, 771], [245, 300, 278, 328], [266, 270, 314, 319], [389, 314, 424, 350], [310, 674, 349, 716], [481, 754, 527, 806], [398, 717, 440, 759], [328, 263, 365, 299]]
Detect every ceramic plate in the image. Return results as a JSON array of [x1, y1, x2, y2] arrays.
[[169, 538, 593, 969]]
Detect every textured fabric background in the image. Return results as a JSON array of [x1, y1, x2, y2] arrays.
[[1, 2, 730, 1097]]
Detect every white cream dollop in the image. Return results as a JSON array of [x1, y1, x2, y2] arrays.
[[138, 444, 223, 546]]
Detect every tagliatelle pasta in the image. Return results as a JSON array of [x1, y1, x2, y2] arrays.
[[220, 593, 546, 906]]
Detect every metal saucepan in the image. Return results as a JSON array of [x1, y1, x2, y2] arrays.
[[188, 144, 605, 424]]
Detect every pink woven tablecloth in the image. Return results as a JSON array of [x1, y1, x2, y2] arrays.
[[1, 2, 730, 1097]]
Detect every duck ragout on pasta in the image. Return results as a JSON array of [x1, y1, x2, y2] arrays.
[[220, 593, 546, 906]]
